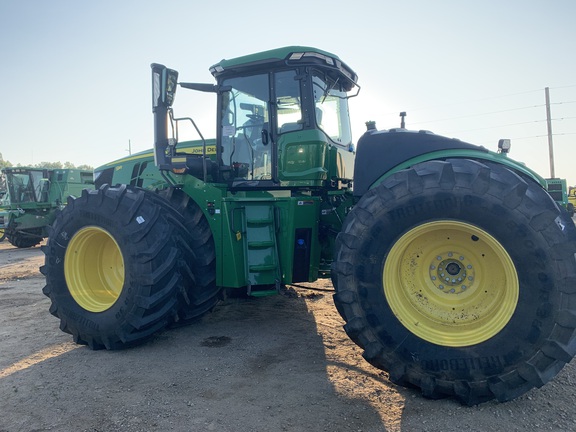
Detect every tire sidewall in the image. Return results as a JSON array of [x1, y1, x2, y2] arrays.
[[46, 189, 155, 336], [351, 177, 565, 380]]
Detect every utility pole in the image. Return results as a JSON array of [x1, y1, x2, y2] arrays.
[[545, 87, 555, 178]]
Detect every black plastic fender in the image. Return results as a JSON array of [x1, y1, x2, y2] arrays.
[[353, 129, 488, 197]]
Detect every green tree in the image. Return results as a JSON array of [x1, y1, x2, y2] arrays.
[[0, 156, 93, 171], [34, 161, 63, 169], [0, 152, 12, 169], [36, 161, 93, 171]]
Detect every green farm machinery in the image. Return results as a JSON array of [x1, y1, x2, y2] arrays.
[[0, 167, 93, 247], [41, 47, 576, 405], [545, 177, 574, 216]]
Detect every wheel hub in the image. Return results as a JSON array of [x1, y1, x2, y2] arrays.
[[429, 254, 475, 294], [383, 220, 519, 347], [64, 226, 125, 312]]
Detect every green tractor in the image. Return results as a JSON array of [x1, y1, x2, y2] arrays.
[[545, 177, 574, 217], [0, 167, 93, 247], [41, 47, 576, 405]]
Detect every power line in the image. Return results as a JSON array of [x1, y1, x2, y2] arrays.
[[383, 87, 576, 120], [452, 119, 545, 133], [394, 88, 546, 115], [397, 101, 576, 127], [383, 86, 576, 116], [405, 101, 576, 128], [551, 100, 576, 106], [550, 84, 576, 90], [478, 132, 576, 144], [411, 104, 545, 125], [452, 116, 576, 134]]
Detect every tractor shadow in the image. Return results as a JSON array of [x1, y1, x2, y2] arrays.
[[0, 280, 403, 431], [148, 284, 398, 430]]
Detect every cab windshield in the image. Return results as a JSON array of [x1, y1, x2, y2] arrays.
[[7, 170, 46, 204]]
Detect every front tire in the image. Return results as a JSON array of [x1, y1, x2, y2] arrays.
[[332, 159, 576, 405], [41, 185, 189, 349]]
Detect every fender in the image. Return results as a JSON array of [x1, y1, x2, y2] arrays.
[[353, 128, 545, 196]]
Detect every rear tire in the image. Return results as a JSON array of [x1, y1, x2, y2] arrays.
[[332, 159, 576, 405], [41, 185, 190, 349], [159, 188, 221, 321]]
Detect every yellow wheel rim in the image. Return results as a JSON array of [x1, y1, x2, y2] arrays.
[[384, 221, 518, 347], [64, 226, 125, 312]]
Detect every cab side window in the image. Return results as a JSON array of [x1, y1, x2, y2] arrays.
[[220, 74, 271, 180], [275, 70, 303, 134]]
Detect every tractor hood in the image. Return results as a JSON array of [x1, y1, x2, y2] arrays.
[[353, 128, 546, 197]]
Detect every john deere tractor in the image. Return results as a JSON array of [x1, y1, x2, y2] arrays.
[[545, 177, 574, 216], [0, 167, 93, 247], [41, 47, 576, 405]]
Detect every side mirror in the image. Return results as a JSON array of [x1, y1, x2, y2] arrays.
[[151, 63, 179, 110], [151, 63, 179, 170]]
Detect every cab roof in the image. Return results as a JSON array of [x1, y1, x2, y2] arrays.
[[209, 46, 358, 84]]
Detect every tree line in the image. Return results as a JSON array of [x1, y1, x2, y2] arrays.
[[0, 152, 93, 171]]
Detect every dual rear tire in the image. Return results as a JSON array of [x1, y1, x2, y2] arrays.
[[332, 159, 576, 404], [41, 185, 217, 349]]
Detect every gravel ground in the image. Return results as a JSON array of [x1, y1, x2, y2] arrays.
[[1, 241, 575, 431]]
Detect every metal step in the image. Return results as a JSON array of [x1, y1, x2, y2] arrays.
[[240, 203, 281, 293]]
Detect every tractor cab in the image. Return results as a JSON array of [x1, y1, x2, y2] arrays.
[[152, 47, 359, 190], [0, 170, 7, 204], [2, 168, 50, 206]]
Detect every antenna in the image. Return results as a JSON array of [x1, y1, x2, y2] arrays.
[[400, 112, 407, 128]]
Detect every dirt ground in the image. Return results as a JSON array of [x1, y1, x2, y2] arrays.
[[0, 241, 575, 432]]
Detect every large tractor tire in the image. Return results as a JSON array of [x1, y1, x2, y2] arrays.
[[7, 229, 42, 248], [41, 185, 193, 349], [159, 188, 221, 321], [332, 159, 576, 405]]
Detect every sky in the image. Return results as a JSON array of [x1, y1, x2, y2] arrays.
[[1, 0, 575, 184]]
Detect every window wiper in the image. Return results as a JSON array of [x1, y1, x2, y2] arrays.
[[321, 77, 340, 103]]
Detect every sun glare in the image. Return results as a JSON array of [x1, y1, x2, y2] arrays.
[[0, 342, 80, 379]]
